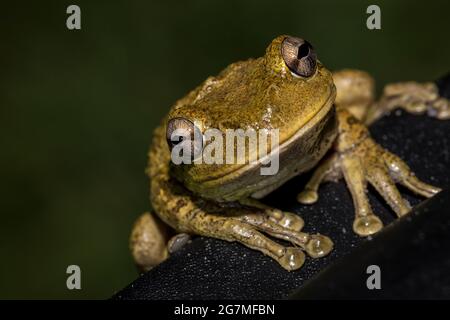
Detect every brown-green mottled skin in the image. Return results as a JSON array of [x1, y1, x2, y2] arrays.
[[130, 35, 448, 272]]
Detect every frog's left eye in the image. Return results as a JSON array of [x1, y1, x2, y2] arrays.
[[166, 117, 203, 161], [281, 36, 317, 78]]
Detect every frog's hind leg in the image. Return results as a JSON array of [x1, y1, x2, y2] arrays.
[[332, 69, 450, 124], [367, 82, 450, 124], [130, 212, 192, 272], [130, 212, 170, 272]]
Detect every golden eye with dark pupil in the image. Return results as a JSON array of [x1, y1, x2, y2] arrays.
[[166, 117, 203, 160], [281, 37, 317, 77]]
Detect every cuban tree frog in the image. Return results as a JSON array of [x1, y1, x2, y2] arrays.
[[130, 36, 449, 272]]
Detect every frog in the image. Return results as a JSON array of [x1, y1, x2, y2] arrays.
[[130, 35, 449, 272]]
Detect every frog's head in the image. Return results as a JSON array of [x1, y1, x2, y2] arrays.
[[165, 35, 337, 201]]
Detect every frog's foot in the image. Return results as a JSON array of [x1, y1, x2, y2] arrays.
[[297, 128, 440, 236], [300, 136, 441, 237], [189, 207, 333, 271], [130, 212, 170, 272], [239, 198, 304, 231], [265, 208, 305, 231], [230, 212, 333, 270], [297, 153, 378, 233], [368, 82, 450, 124]]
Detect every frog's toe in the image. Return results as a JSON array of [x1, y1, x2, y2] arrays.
[[279, 248, 306, 271], [305, 234, 334, 258], [366, 163, 412, 217], [432, 97, 450, 119], [383, 151, 441, 199], [297, 189, 318, 204], [406, 97, 450, 119], [296, 153, 340, 205], [353, 215, 383, 236], [340, 133, 441, 238], [167, 233, 191, 254], [366, 147, 441, 218], [266, 209, 304, 231]]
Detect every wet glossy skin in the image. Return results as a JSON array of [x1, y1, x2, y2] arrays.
[[130, 35, 448, 272]]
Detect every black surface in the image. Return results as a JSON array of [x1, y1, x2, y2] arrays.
[[114, 75, 450, 300], [292, 189, 450, 299]]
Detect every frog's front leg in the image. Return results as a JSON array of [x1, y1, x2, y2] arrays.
[[149, 176, 332, 271], [298, 108, 441, 236], [238, 198, 305, 231]]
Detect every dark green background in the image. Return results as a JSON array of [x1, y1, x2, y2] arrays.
[[0, 0, 449, 299]]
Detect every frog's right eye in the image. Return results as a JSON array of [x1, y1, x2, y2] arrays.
[[281, 36, 317, 78], [166, 117, 203, 161]]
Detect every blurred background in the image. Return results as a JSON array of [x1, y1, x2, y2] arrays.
[[0, 0, 449, 299]]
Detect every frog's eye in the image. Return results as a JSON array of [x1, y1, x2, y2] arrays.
[[166, 117, 203, 161], [281, 36, 317, 78]]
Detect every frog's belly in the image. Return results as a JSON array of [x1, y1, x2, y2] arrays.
[[192, 103, 337, 202]]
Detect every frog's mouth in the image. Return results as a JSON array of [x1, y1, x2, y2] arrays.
[[184, 85, 337, 201]]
